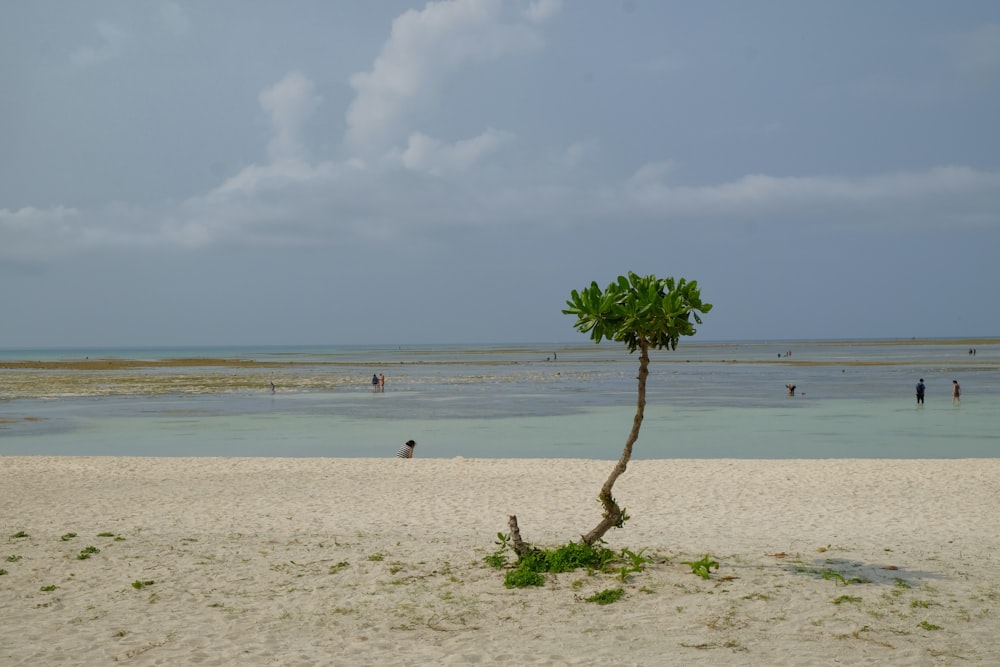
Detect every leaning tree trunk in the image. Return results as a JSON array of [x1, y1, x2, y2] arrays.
[[580, 339, 650, 546]]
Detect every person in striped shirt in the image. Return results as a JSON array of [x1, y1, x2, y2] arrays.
[[396, 440, 416, 458]]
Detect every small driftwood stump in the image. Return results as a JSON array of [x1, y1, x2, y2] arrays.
[[507, 515, 533, 558]]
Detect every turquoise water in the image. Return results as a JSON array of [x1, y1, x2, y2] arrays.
[[1, 340, 997, 458]]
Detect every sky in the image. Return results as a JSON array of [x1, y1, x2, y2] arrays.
[[2, 1, 999, 348]]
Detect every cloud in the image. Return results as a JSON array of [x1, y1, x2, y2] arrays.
[[395, 128, 514, 176], [70, 20, 127, 67], [622, 164, 1000, 229], [0, 206, 81, 260], [4, 161, 999, 264], [344, 0, 557, 155], [258, 72, 321, 162], [548, 140, 599, 169]]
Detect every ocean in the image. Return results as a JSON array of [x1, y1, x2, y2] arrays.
[[1, 340, 996, 459]]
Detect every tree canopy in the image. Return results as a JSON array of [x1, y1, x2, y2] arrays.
[[563, 272, 711, 353]]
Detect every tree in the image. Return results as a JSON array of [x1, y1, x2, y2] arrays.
[[563, 272, 711, 545]]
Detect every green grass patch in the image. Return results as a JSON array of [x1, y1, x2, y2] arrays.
[[504, 567, 545, 588], [132, 580, 155, 590], [60, 533, 77, 541], [40, 585, 58, 592], [919, 621, 941, 631], [585, 588, 625, 605], [680, 554, 719, 580], [76, 545, 101, 560], [484, 552, 506, 569], [833, 595, 862, 605], [10, 531, 29, 539], [503, 542, 618, 589]]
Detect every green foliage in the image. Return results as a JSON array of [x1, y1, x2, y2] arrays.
[[617, 548, 652, 582], [585, 588, 625, 605], [621, 547, 651, 571], [503, 542, 618, 588], [485, 533, 510, 569], [60, 533, 77, 541], [132, 580, 155, 590], [0, 569, 7, 576], [918, 621, 941, 631], [536, 542, 617, 573], [504, 567, 545, 588], [328, 561, 350, 574], [833, 595, 862, 605], [680, 554, 719, 580], [563, 272, 712, 353], [10, 531, 28, 539], [40, 585, 58, 592], [484, 552, 506, 569], [76, 545, 101, 560], [822, 570, 846, 585], [97, 532, 115, 537], [5, 555, 21, 563]]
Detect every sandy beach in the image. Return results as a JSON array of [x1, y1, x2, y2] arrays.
[[2, 457, 998, 665]]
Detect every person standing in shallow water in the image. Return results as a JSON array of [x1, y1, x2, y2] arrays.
[[952, 380, 961, 404], [915, 378, 925, 405]]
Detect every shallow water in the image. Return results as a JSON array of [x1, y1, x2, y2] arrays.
[[1, 340, 997, 458]]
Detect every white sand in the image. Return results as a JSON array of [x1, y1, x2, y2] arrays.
[[2, 457, 998, 666]]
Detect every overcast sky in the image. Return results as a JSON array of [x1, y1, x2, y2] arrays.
[[2, 1, 999, 348]]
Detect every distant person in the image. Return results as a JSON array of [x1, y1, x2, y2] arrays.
[[786, 383, 796, 396], [270, 380, 276, 394], [372, 374, 380, 392], [952, 380, 961, 404], [379, 373, 385, 392], [396, 439, 416, 458], [915, 378, 925, 405]]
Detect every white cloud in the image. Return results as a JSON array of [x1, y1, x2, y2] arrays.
[[549, 140, 599, 169], [0, 206, 81, 260], [70, 20, 127, 68], [396, 128, 514, 176], [259, 72, 321, 162], [344, 0, 555, 155], [622, 165, 1000, 229], [627, 161, 679, 188]]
